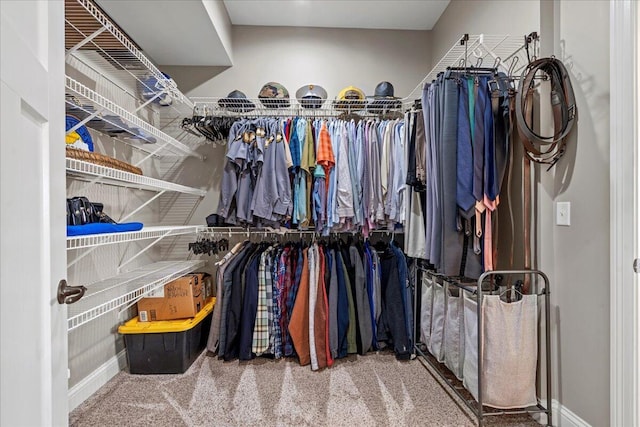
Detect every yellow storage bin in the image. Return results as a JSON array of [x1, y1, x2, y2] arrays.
[[118, 298, 215, 374]]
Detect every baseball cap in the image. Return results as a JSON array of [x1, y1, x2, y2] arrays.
[[258, 82, 290, 108], [334, 85, 366, 110], [218, 90, 256, 113]]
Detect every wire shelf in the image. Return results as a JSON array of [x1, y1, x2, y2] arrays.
[[66, 158, 206, 196], [405, 34, 530, 101], [64, 0, 192, 109], [66, 76, 203, 159], [67, 225, 200, 250], [67, 260, 205, 330]]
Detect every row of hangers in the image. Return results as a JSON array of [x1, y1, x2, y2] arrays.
[[181, 108, 406, 144]]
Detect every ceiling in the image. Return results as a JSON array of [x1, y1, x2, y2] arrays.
[[223, 0, 450, 31], [95, 0, 450, 67]]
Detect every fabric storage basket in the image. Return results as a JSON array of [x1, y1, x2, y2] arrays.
[[463, 293, 538, 409], [419, 274, 434, 346], [428, 276, 446, 362], [443, 280, 465, 380]]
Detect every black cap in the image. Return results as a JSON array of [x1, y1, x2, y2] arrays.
[[218, 90, 255, 113]]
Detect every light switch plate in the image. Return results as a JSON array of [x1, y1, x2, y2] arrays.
[[556, 201, 571, 226]]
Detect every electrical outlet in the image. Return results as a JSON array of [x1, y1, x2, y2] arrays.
[[556, 202, 571, 226]]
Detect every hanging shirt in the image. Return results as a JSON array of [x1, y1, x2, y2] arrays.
[[349, 121, 364, 226], [299, 118, 315, 228], [252, 247, 272, 355], [327, 248, 339, 360], [336, 120, 354, 221], [350, 245, 372, 354], [361, 121, 371, 237], [308, 244, 319, 370], [314, 246, 330, 368], [391, 120, 407, 224], [368, 122, 384, 227], [380, 120, 392, 218], [289, 248, 311, 366], [327, 121, 340, 230], [334, 248, 349, 359], [217, 120, 248, 223]]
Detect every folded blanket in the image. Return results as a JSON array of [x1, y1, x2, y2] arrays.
[[67, 222, 143, 237]]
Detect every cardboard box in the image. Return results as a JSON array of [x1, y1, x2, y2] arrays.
[[137, 275, 205, 321]]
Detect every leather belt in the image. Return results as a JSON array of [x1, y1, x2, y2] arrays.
[[515, 57, 577, 169]]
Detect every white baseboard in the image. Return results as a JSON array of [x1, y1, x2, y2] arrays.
[[68, 350, 127, 411], [534, 399, 591, 427], [551, 400, 591, 427]]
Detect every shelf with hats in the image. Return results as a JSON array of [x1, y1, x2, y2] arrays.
[[67, 259, 206, 331], [191, 82, 406, 120]]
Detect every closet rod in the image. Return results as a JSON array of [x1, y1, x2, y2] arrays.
[[197, 227, 404, 237], [189, 107, 404, 120]]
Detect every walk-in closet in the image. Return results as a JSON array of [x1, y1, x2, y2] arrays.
[[1, 1, 637, 427]]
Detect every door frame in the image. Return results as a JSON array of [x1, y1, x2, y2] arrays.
[[610, 1, 639, 426]]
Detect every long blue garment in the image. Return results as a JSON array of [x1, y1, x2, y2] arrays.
[[391, 241, 413, 349], [238, 250, 261, 360], [364, 241, 378, 350], [334, 248, 349, 359]]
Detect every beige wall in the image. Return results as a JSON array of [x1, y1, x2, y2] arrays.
[[543, 1, 610, 426], [169, 25, 432, 101], [431, 1, 610, 426]]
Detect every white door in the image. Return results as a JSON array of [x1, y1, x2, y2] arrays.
[[0, 1, 68, 426], [610, 1, 640, 426]]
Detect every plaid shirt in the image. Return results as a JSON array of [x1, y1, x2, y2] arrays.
[[252, 248, 271, 355]]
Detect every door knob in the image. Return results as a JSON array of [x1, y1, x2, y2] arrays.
[[57, 279, 86, 304]]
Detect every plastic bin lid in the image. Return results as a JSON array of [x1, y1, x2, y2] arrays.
[[118, 297, 216, 334]]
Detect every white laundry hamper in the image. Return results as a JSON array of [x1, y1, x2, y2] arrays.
[[419, 275, 434, 346], [463, 293, 538, 409], [427, 277, 446, 362], [443, 281, 466, 380]]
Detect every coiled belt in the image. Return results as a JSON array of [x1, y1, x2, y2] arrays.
[[515, 57, 577, 168]]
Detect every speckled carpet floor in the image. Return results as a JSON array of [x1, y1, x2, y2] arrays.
[[70, 351, 541, 427]]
